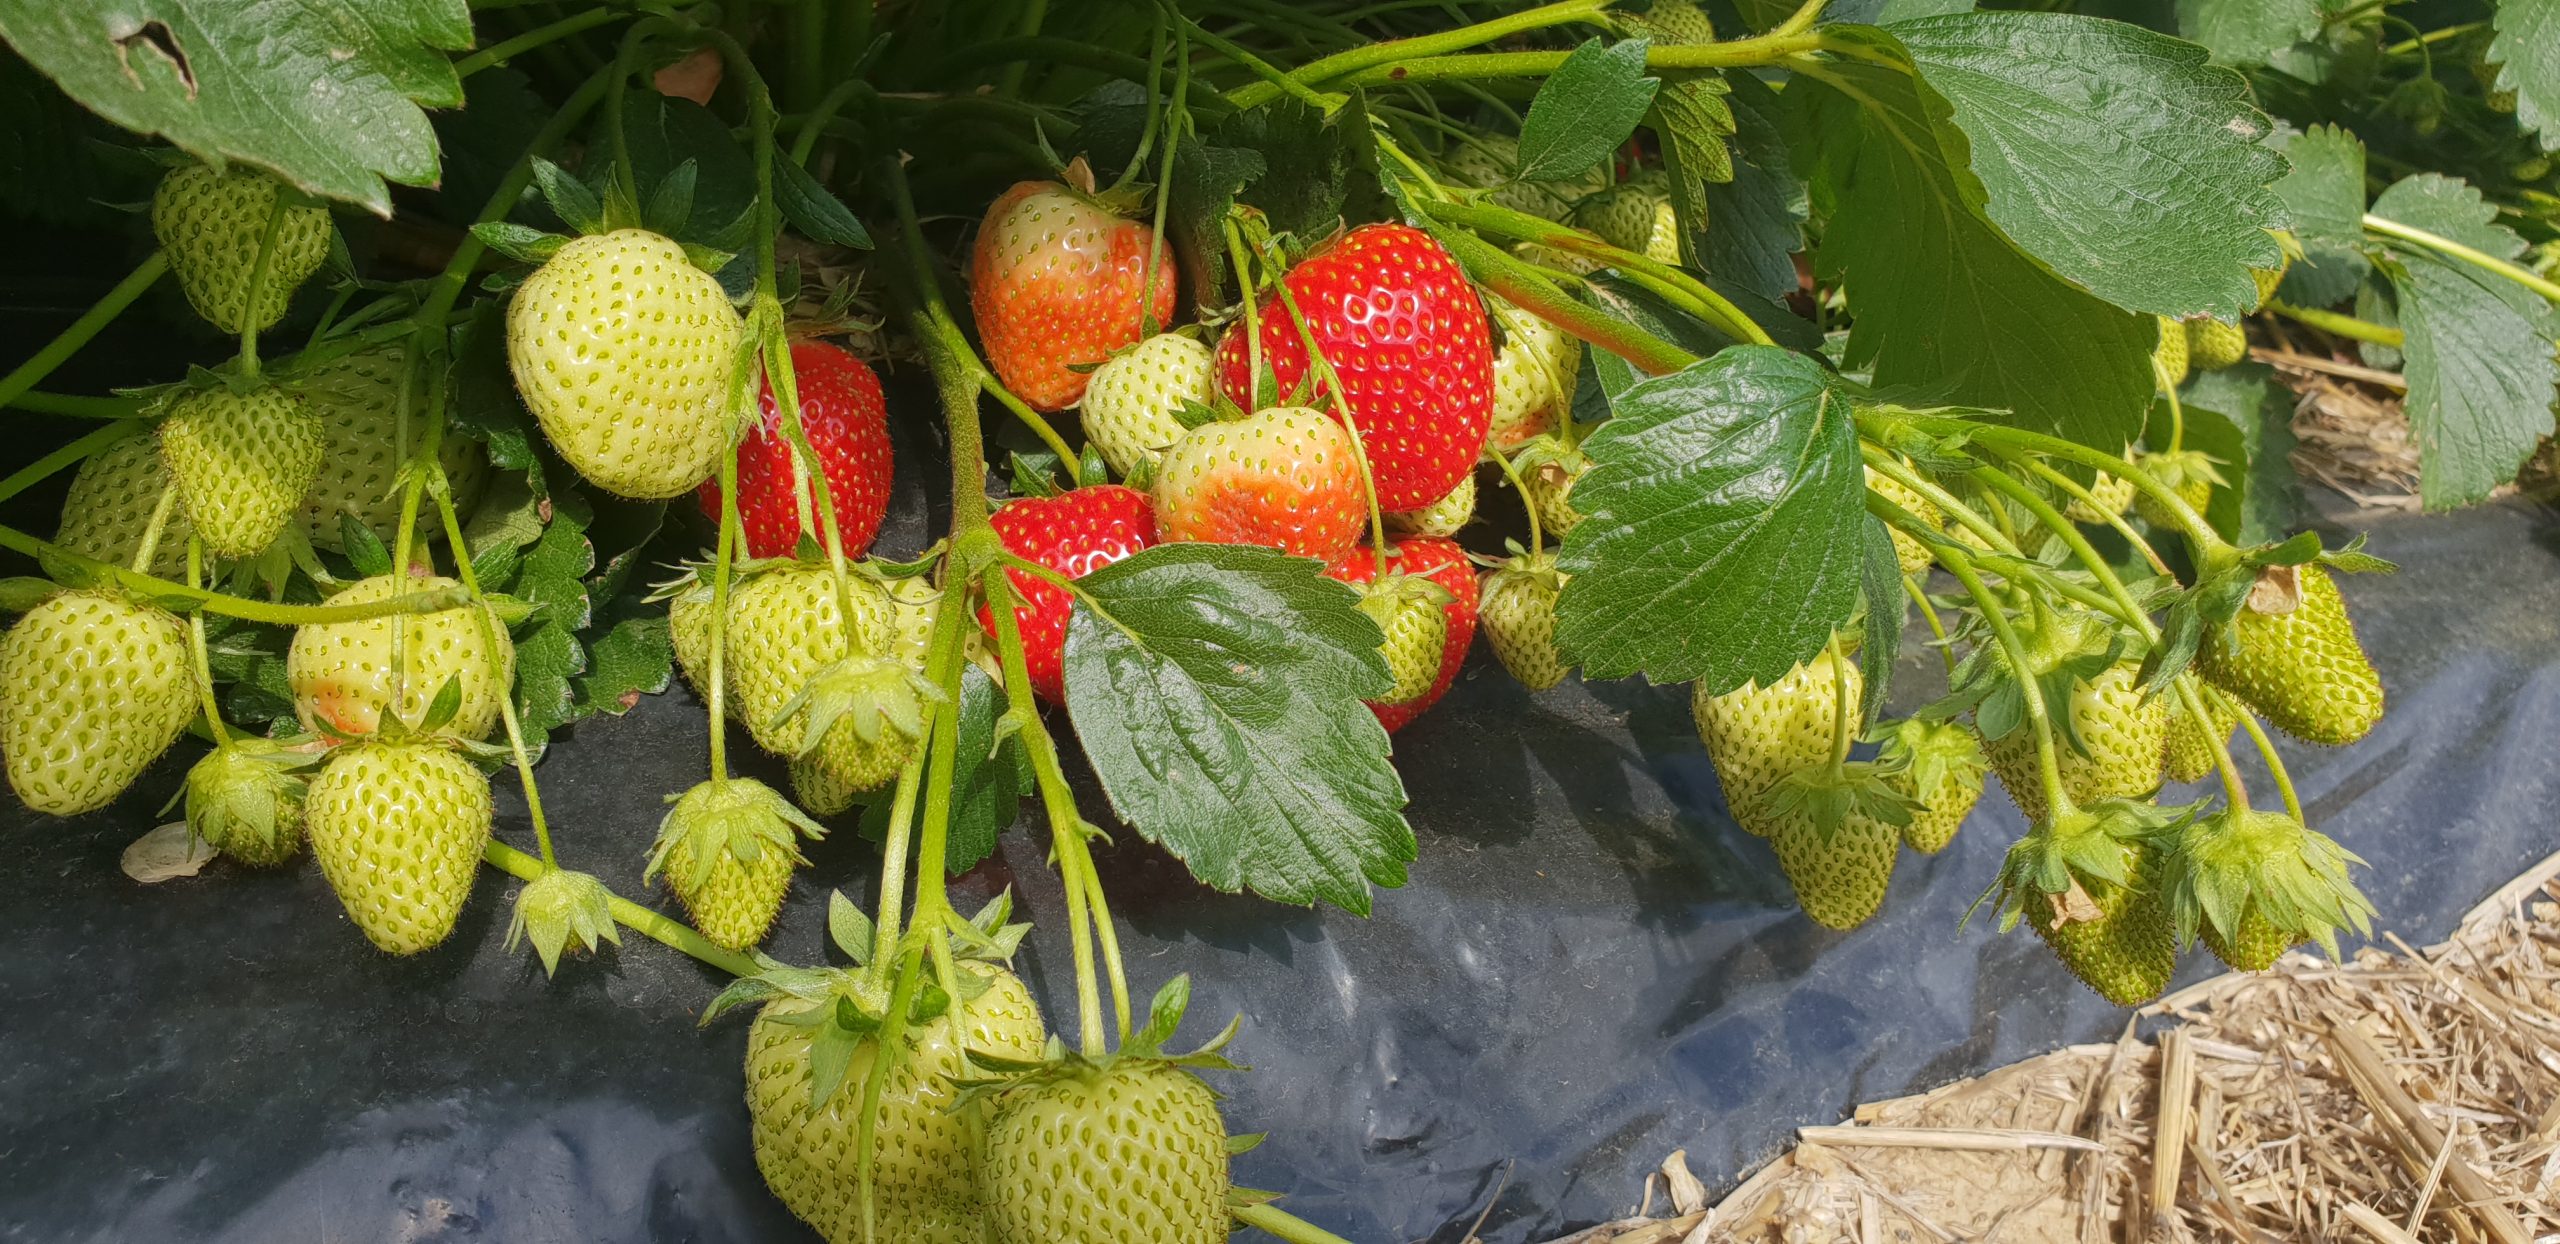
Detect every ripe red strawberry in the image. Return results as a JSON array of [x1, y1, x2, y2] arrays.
[[1326, 537, 1479, 732], [696, 340, 895, 560], [1152, 406, 1365, 560], [981, 485, 1158, 702], [970, 174, 1178, 412], [1213, 223, 1495, 510]]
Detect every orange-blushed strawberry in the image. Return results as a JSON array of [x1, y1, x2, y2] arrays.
[[1152, 406, 1365, 560], [970, 168, 1178, 412]]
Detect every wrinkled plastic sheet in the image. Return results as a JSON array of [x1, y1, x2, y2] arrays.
[[3, 474, 2557, 1242]]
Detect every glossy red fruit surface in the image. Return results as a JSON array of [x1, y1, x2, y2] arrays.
[[697, 341, 894, 560], [979, 485, 1158, 702]]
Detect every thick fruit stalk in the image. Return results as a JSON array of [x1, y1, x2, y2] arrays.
[[2197, 564, 2382, 746], [0, 591, 196, 815], [305, 740, 493, 954]]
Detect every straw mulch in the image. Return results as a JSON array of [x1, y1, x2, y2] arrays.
[[1529, 851, 2560, 1244]]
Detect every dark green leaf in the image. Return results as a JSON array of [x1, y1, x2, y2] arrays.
[[2267, 124, 2369, 308], [643, 158, 698, 237], [2490, 0, 2560, 152], [1218, 98, 1353, 242], [945, 665, 1028, 875], [1889, 12, 2288, 321], [1063, 544, 1412, 914], [2173, 0, 2322, 66], [1700, 72, 1806, 303], [774, 155, 872, 249], [1517, 38, 1660, 183], [531, 157, 603, 236], [447, 298, 538, 473], [571, 598, 671, 717], [0, 0, 469, 212], [0, 46, 144, 226], [1554, 346, 1866, 692], [1857, 516, 1903, 724], [2176, 363, 2302, 543], [2370, 175, 2560, 509], [338, 514, 392, 578], [607, 92, 756, 244], [1798, 52, 2154, 450], [508, 488, 596, 742]]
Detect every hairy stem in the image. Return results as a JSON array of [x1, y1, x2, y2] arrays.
[[0, 523, 476, 623], [456, 5, 626, 79], [1434, 229, 1699, 375], [1226, 0, 1614, 107], [1418, 198, 1774, 348], [184, 538, 230, 746], [0, 420, 144, 509], [483, 839, 759, 975], [2264, 300, 2406, 348], [1233, 1203, 1360, 1244], [2365, 213, 2560, 304]]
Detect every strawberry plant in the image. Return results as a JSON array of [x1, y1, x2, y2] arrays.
[[5, 0, 2542, 1238]]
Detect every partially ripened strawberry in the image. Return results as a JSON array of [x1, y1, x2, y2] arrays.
[[696, 340, 895, 560], [506, 229, 742, 499], [701, 335, 901, 558], [54, 434, 191, 578], [158, 386, 324, 560], [152, 164, 332, 334], [982, 485, 1158, 702], [0, 591, 196, 815], [970, 173, 1178, 412], [1152, 406, 1365, 559], [1212, 223, 1495, 510], [304, 738, 492, 954], [1082, 332, 1215, 478], [1327, 537, 1479, 732], [289, 572, 515, 741]]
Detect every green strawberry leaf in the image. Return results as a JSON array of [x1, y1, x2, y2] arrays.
[[644, 158, 699, 238], [605, 92, 757, 246], [1216, 97, 1357, 244], [827, 890, 876, 965], [2267, 124, 2370, 308], [2175, 363, 2303, 544], [0, 0, 467, 213], [1554, 346, 1866, 693], [2172, 0, 2322, 67], [571, 595, 672, 718], [505, 487, 596, 745], [943, 665, 1028, 875], [2368, 175, 2560, 509], [1886, 13, 2287, 322], [1063, 544, 1412, 914], [446, 299, 541, 474], [338, 514, 393, 579], [1799, 40, 2153, 452], [1817, 0, 1976, 22], [1699, 73, 1805, 303], [1649, 74, 1736, 266], [2490, 0, 2560, 152], [774, 155, 872, 249], [471, 221, 567, 266], [531, 157, 604, 236], [1516, 38, 1660, 183]]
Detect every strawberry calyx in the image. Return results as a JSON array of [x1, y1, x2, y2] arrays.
[[505, 867, 622, 975], [771, 653, 942, 754], [1760, 759, 1916, 846], [645, 776, 827, 896], [1980, 797, 2195, 935], [2163, 806, 2373, 962], [177, 735, 322, 863], [955, 973, 1243, 1101]]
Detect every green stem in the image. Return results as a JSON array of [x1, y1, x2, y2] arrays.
[[433, 480, 557, 867], [998, 0, 1052, 96], [1181, 15, 1344, 112], [0, 420, 144, 509], [6, 392, 149, 419], [929, 38, 1169, 101], [0, 251, 169, 414], [2381, 19, 2484, 55], [1859, 447, 2018, 558], [2365, 213, 2560, 304], [455, 5, 624, 79], [874, 576, 971, 996], [1419, 197, 1773, 348], [1227, 0, 1613, 108], [786, 79, 869, 165], [1914, 531, 2069, 820], [2009, 454, 2175, 580], [708, 449, 739, 785], [2265, 300, 2406, 348], [0, 523, 478, 622], [1887, 414, 2223, 562], [185, 538, 229, 746], [1434, 229, 1699, 375], [1902, 575, 1955, 676], [236, 193, 290, 380], [482, 839, 760, 976], [1234, 1202, 1360, 1244], [1489, 444, 1543, 551], [2235, 711, 2304, 822], [1824, 632, 1853, 772], [2173, 677, 2251, 811], [2155, 352, 2184, 454], [1305, 28, 1829, 95], [130, 484, 179, 578], [1269, 280, 1391, 557]]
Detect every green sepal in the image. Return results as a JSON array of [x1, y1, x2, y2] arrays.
[[643, 159, 699, 237], [530, 158, 604, 235], [827, 889, 876, 965], [469, 221, 569, 265], [645, 777, 827, 894], [505, 867, 622, 975], [2162, 807, 2373, 962], [0, 578, 63, 612]]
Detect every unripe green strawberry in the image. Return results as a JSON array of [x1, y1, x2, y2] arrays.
[[2252, 261, 2286, 310], [294, 346, 488, 552], [304, 739, 492, 954], [1864, 466, 1940, 576], [2131, 447, 2221, 529], [2186, 318, 2249, 371], [747, 966, 1045, 1243], [1481, 551, 1567, 692], [0, 591, 195, 815], [1083, 333, 1213, 478], [289, 572, 514, 741], [2163, 683, 2243, 784], [2167, 807, 2372, 973], [1983, 660, 2166, 822], [152, 164, 332, 334], [1513, 434, 1589, 539], [506, 229, 742, 499], [982, 1060, 1230, 1244], [1878, 718, 1985, 855], [1353, 572, 1452, 705], [1573, 185, 1677, 262], [2152, 315, 2189, 386], [1771, 806, 1900, 930], [649, 777, 825, 950], [158, 386, 324, 560], [2065, 466, 2137, 524], [726, 564, 895, 756], [667, 575, 724, 706], [1443, 135, 1596, 221], [786, 754, 858, 818], [1692, 646, 1860, 837], [1629, 0, 1716, 42], [883, 573, 942, 670], [184, 738, 311, 867], [2024, 842, 2176, 1005], [1388, 472, 1475, 538], [2197, 563, 2382, 746], [1486, 300, 1577, 450], [54, 434, 191, 578], [1516, 240, 1604, 277]]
